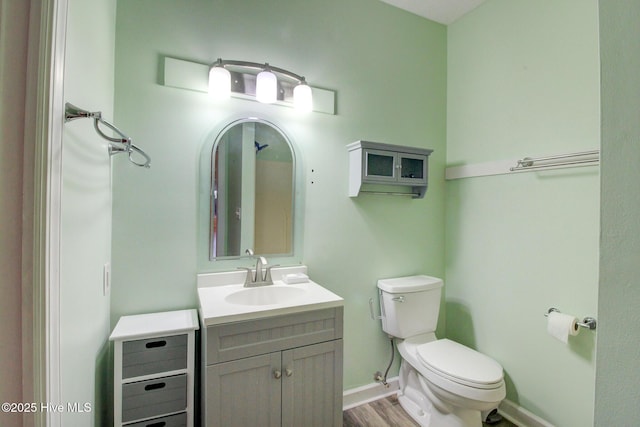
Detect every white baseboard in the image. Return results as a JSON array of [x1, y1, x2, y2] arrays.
[[499, 399, 555, 427], [343, 377, 400, 410], [343, 381, 554, 427]]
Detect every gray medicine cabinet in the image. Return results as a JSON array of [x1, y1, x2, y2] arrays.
[[347, 140, 433, 199]]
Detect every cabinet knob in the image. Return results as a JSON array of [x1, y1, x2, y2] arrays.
[[273, 370, 282, 379], [285, 368, 293, 377]]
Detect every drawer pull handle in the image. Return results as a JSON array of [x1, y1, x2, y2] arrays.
[[145, 423, 166, 427], [144, 382, 166, 391], [285, 368, 293, 377], [145, 340, 167, 349], [273, 370, 282, 379]]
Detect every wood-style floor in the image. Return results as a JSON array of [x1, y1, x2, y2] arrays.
[[343, 395, 517, 427]]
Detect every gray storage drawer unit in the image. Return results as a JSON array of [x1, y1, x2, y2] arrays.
[[123, 334, 188, 379], [122, 374, 187, 422], [110, 310, 199, 427], [125, 412, 187, 427]]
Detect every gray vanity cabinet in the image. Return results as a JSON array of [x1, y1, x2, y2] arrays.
[[206, 352, 282, 427], [203, 307, 344, 427], [281, 340, 343, 426]]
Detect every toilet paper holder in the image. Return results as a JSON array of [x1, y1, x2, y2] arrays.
[[545, 307, 597, 330]]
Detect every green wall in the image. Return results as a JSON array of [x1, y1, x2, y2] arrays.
[[111, 0, 447, 390], [596, 0, 640, 424], [55, 0, 640, 424], [111, 1, 608, 423], [445, 1, 599, 426], [61, 0, 116, 425]]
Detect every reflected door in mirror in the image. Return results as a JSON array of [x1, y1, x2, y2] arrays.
[[211, 119, 295, 259]]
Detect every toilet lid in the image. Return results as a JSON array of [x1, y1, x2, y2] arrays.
[[417, 339, 503, 387]]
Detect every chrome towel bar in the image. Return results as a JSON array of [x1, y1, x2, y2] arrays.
[[64, 102, 151, 168], [545, 307, 597, 330]]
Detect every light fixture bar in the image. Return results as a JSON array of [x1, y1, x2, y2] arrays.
[[208, 58, 313, 111], [214, 59, 306, 83]]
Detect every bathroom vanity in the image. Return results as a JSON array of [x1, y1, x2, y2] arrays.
[[197, 266, 344, 427]]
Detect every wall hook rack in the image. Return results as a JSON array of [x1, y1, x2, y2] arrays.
[[64, 102, 151, 168]]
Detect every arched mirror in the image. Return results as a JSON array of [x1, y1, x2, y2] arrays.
[[210, 118, 295, 259]]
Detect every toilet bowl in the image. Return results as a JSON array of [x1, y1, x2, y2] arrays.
[[377, 276, 506, 427]]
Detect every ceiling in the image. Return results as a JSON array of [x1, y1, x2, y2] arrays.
[[378, 0, 486, 25]]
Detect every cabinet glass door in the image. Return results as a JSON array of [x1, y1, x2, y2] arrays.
[[363, 149, 397, 182], [398, 153, 427, 184]]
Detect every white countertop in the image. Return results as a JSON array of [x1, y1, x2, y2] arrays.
[[197, 266, 344, 326], [109, 309, 199, 341]]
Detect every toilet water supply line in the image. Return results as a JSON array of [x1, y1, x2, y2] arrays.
[[369, 296, 395, 386], [374, 337, 395, 387]]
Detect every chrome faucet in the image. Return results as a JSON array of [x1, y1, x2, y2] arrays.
[[239, 251, 276, 287], [255, 256, 268, 284]]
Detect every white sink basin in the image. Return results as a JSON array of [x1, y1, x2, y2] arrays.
[[197, 266, 343, 326], [224, 285, 307, 306]]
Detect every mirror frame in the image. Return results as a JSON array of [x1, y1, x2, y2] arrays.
[[209, 117, 297, 260]]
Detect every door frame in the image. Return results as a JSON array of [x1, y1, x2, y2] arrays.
[[27, 0, 67, 426]]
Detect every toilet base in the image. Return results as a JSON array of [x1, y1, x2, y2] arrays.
[[398, 360, 485, 427]]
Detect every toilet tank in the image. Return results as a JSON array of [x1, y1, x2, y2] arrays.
[[377, 275, 443, 338]]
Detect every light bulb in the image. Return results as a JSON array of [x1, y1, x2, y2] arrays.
[[293, 81, 313, 113], [208, 66, 231, 100], [256, 69, 277, 104]]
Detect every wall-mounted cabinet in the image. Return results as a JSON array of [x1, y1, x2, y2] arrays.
[[347, 141, 433, 198]]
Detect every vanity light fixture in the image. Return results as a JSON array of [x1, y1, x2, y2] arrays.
[[208, 59, 231, 100], [256, 64, 278, 104], [293, 79, 313, 113], [208, 58, 313, 112]]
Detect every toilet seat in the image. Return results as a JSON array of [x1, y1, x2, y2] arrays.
[[397, 335, 507, 413], [417, 339, 503, 389]]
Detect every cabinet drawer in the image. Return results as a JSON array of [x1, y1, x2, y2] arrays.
[[123, 334, 187, 379], [206, 307, 343, 364], [122, 374, 187, 423], [125, 411, 187, 427]]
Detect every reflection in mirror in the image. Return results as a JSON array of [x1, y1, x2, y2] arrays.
[[211, 119, 294, 259]]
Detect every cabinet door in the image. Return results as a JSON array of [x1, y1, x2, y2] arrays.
[[363, 149, 397, 183], [206, 352, 282, 427], [281, 340, 343, 427], [397, 153, 427, 185]]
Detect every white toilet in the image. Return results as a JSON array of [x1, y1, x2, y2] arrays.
[[377, 275, 506, 427]]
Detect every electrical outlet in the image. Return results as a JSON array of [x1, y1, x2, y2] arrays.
[[103, 263, 111, 296]]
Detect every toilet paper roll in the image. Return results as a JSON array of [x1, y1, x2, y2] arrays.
[[547, 311, 580, 343]]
